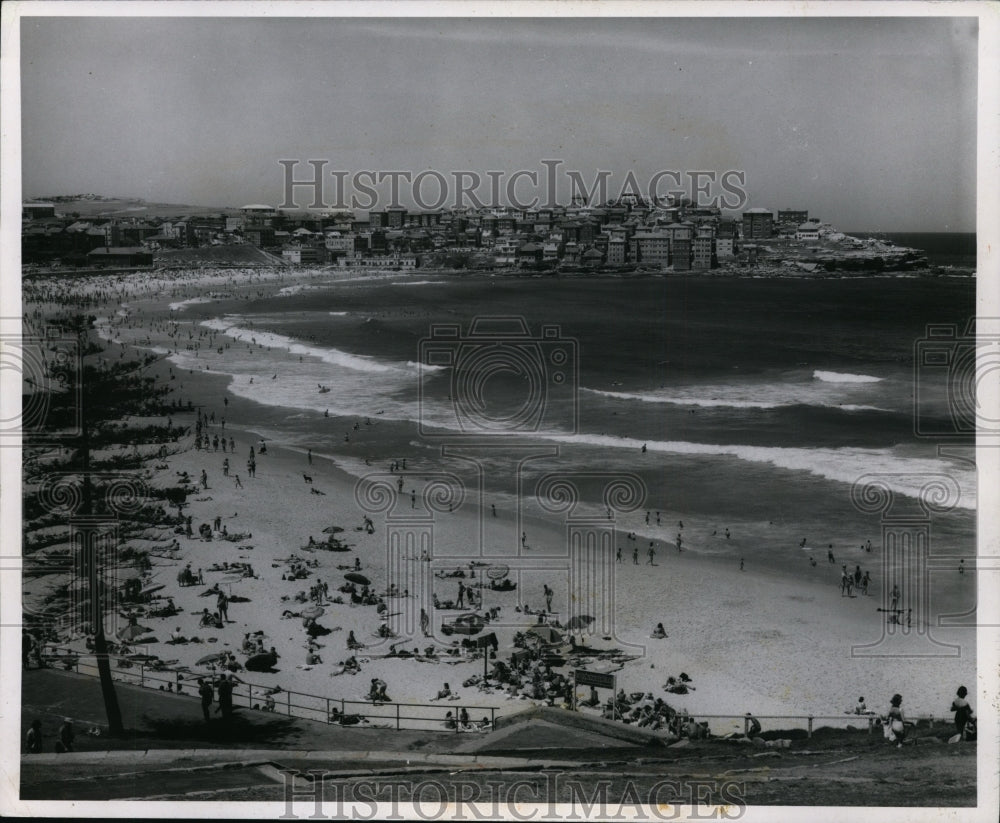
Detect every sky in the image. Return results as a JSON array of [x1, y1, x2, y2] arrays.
[[19, 14, 979, 231]]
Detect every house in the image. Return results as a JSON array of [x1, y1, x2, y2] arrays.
[[796, 222, 820, 241], [517, 243, 543, 266]]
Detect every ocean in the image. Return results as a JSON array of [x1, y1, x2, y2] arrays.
[[845, 232, 977, 268], [164, 273, 977, 580]]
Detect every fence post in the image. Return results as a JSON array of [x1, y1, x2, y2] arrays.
[[807, 716, 813, 738], [287, 690, 291, 716], [140, 664, 144, 688], [248, 684, 253, 708], [326, 698, 331, 723], [396, 703, 400, 731], [491, 708, 495, 732]]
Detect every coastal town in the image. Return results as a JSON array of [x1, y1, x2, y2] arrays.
[[21, 195, 930, 275]]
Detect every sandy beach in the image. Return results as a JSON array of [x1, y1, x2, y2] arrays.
[[22, 266, 978, 736]]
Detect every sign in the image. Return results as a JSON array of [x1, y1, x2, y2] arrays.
[[574, 669, 615, 690]]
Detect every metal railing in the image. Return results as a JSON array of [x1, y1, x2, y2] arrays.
[[38, 646, 942, 740], [39, 646, 497, 733], [580, 709, 941, 739]]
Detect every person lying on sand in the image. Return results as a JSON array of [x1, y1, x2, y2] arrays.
[[330, 657, 361, 676]]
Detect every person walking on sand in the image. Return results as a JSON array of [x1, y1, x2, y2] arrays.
[[491, 503, 496, 517], [887, 693, 907, 747], [951, 686, 974, 741], [740, 557, 745, 571], [676, 534, 683, 552], [217, 591, 229, 622], [457, 581, 465, 609], [56, 718, 74, 753], [647, 543, 656, 565], [421, 608, 430, 637], [617, 546, 623, 563], [234, 474, 242, 489], [216, 675, 234, 720], [633, 546, 639, 565], [200, 469, 208, 490], [544, 584, 553, 613], [26, 719, 42, 754], [198, 678, 214, 722]]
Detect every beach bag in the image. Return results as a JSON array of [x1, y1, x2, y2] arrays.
[[881, 718, 895, 741]]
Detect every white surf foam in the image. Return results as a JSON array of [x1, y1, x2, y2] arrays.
[[540, 432, 976, 510], [813, 370, 883, 384], [168, 296, 215, 311]]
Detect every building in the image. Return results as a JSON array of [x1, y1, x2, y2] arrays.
[[715, 236, 735, 259], [87, 247, 153, 267], [796, 222, 820, 241], [493, 237, 519, 265], [281, 245, 325, 265], [777, 209, 809, 230], [335, 253, 417, 269], [629, 231, 670, 267], [741, 208, 774, 240], [241, 204, 276, 224], [325, 233, 357, 256], [244, 227, 276, 247], [386, 208, 408, 229], [23, 202, 56, 220], [606, 238, 628, 266], [692, 234, 714, 269], [672, 238, 692, 270]]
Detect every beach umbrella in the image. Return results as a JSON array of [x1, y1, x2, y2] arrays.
[[344, 572, 369, 585], [196, 652, 225, 666], [116, 622, 153, 641], [139, 583, 165, 597], [301, 605, 325, 619], [564, 614, 594, 631], [322, 526, 345, 534], [487, 564, 509, 580]]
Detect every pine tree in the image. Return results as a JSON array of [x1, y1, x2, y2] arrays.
[[24, 313, 187, 736]]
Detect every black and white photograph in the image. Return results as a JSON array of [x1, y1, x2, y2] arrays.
[[2, 2, 997, 819]]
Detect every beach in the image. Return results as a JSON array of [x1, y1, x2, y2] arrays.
[[21, 265, 978, 733]]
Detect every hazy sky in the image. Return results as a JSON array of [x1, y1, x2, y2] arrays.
[[20, 15, 978, 230]]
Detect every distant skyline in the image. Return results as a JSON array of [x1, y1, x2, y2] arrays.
[[20, 16, 978, 231]]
